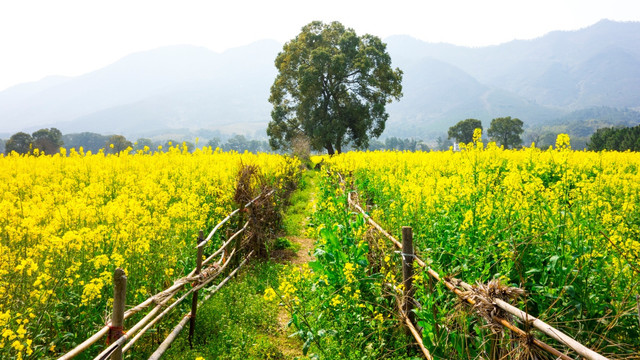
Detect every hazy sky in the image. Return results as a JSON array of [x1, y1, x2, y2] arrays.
[[1, 0, 639, 91]]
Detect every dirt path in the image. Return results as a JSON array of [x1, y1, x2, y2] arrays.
[[272, 170, 317, 359]]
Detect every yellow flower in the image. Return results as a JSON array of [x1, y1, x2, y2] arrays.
[[263, 287, 277, 302]]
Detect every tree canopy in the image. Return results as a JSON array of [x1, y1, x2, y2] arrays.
[[267, 21, 403, 155], [588, 124, 640, 151], [487, 116, 524, 149], [106, 135, 132, 154], [32, 128, 63, 155], [448, 118, 482, 144], [5, 132, 33, 155]]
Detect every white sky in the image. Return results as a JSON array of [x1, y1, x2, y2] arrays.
[[1, 0, 639, 91]]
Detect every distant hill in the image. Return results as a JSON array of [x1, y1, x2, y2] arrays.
[[0, 41, 280, 138], [1, 20, 639, 141]]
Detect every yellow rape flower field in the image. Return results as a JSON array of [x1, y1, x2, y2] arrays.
[[0, 145, 300, 359], [318, 134, 640, 354]]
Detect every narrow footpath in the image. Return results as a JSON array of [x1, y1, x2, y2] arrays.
[[271, 169, 318, 359]]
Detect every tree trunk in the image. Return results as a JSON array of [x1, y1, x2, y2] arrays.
[[326, 142, 335, 155]]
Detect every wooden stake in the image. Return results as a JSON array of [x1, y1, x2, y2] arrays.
[[110, 268, 126, 360], [636, 294, 640, 329], [402, 226, 416, 327], [189, 230, 204, 347]]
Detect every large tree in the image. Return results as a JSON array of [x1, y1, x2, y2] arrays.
[[448, 118, 482, 144], [5, 132, 33, 155], [267, 21, 403, 155], [487, 116, 524, 149]]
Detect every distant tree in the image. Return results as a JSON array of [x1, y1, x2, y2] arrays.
[[106, 135, 132, 154], [163, 140, 178, 151], [32, 128, 63, 155], [183, 141, 195, 152], [416, 141, 430, 151], [448, 119, 482, 144], [588, 125, 640, 151], [224, 135, 249, 152], [0, 139, 5, 154], [487, 116, 524, 149], [367, 139, 385, 151], [206, 138, 221, 149], [63, 132, 110, 153], [436, 136, 453, 151], [267, 21, 403, 155], [134, 138, 154, 152], [5, 132, 33, 155], [537, 132, 558, 149]]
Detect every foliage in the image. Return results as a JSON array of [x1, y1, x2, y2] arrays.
[[267, 21, 403, 155], [105, 134, 133, 154], [5, 132, 34, 155], [31, 128, 63, 155], [588, 124, 640, 151], [62, 132, 110, 154], [448, 118, 482, 143], [0, 148, 301, 359], [134, 138, 154, 152], [223, 135, 269, 153], [368, 137, 429, 152], [487, 116, 524, 148], [321, 134, 640, 356]]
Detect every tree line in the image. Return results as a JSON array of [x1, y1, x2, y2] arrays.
[[1, 129, 274, 155], [587, 124, 640, 151], [448, 117, 525, 148]]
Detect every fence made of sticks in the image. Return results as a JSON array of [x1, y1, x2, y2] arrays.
[[346, 189, 611, 360], [57, 189, 274, 360]]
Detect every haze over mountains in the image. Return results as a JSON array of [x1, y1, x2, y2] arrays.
[[1, 19, 639, 141]]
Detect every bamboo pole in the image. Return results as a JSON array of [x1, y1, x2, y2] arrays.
[[189, 230, 204, 347], [110, 268, 126, 360], [402, 309, 434, 360], [493, 298, 609, 360], [147, 314, 191, 360], [636, 294, 640, 329], [199, 190, 273, 248], [202, 220, 249, 266], [200, 251, 252, 303], [122, 249, 236, 352], [147, 252, 253, 360]]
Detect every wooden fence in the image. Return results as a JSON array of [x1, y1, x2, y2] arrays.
[[347, 190, 610, 360], [57, 191, 273, 360]]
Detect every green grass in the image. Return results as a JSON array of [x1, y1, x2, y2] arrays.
[[161, 261, 284, 360], [282, 170, 317, 237]]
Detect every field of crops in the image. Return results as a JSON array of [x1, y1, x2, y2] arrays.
[[271, 135, 640, 358], [0, 145, 300, 359], [3, 135, 640, 359]]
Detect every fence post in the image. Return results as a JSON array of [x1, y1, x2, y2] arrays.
[[636, 294, 640, 329], [402, 226, 416, 327], [189, 230, 204, 348], [110, 268, 127, 360]]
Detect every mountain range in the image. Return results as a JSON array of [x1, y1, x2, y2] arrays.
[[1, 19, 639, 141]]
